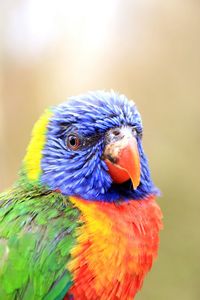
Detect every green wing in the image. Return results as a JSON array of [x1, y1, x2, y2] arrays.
[[0, 186, 80, 300]]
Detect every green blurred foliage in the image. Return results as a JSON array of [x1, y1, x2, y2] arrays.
[[0, 0, 200, 299]]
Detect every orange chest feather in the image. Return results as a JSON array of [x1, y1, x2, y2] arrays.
[[67, 196, 162, 300]]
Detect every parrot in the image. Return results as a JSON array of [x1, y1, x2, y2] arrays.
[[0, 91, 162, 300]]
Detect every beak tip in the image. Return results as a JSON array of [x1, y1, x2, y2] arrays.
[[131, 175, 140, 190], [132, 182, 140, 190]]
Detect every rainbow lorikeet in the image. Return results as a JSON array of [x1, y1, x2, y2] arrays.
[[0, 91, 162, 300]]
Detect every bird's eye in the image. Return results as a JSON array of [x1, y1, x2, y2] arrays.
[[67, 134, 80, 150]]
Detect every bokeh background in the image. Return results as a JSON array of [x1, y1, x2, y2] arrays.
[[0, 0, 200, 299]]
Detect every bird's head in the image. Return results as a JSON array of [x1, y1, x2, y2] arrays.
[[23, 91, 158, 202]]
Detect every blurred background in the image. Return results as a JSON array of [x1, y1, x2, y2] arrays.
[[0, 0, 199, 299]]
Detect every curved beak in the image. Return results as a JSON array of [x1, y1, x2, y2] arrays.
[[104, 130, 141, 189]]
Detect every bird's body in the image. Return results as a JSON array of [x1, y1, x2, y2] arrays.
[[67, 195, 161, 300], [0, 91, 162, 299], [0, 187, 79, 300]]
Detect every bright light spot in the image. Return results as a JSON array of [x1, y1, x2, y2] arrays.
[[5, 0, 120, 60]]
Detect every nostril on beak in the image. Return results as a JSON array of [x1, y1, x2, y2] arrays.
[[112, 129, 121, 136]]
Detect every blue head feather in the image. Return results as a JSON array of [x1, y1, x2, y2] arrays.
[[41, 91, 158, 202]]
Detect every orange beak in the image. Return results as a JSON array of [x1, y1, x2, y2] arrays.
[[104, 135, 141, 189]]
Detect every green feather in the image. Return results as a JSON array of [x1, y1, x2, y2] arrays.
[[0, 180, 81, 300]]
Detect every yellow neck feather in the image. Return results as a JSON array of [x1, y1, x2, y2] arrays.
[[23, 110, 52, 181]]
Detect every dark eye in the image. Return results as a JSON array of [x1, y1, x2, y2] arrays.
[[67, 134, 80, 150]]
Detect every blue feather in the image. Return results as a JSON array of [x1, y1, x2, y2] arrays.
[[41, 91, 158, 202]]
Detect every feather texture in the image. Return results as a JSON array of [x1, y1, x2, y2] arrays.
[[0, 91, 163, 299], [66, 196, 162, 300], [0, 186, 80, 299]]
